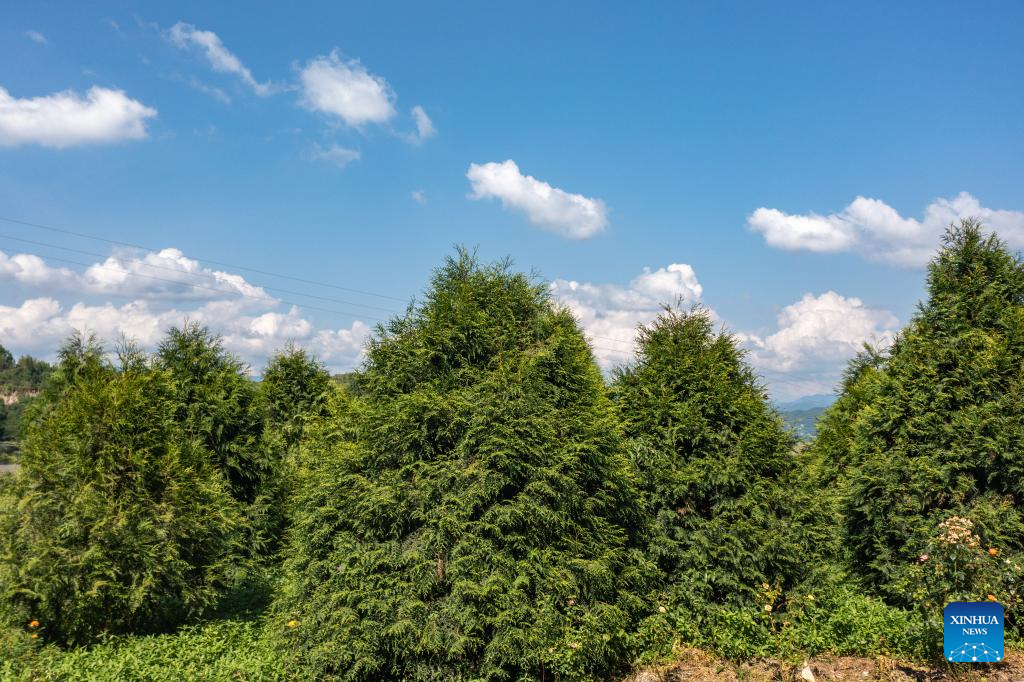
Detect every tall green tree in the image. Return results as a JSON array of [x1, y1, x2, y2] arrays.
[[816, 220, 1024, 626], [274, 251, 649, 681], [260, 344, 332, 451], [0, 337, 245, 645], [154, 322, 269, 505], [611, 307, 834, 613]]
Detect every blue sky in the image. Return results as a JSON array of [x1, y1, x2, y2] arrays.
[[1, 1, 1023, 399]]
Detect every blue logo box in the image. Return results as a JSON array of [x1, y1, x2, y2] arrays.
[[944, 601, 1004, 662]]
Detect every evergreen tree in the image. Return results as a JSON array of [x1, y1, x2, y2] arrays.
[[611, 307, 833, 612], [273, 251, 648, 681], [260, 344, 333, 450], [154, 322, 269, 505], [0, 337, 245, 645], [817, 220, 1024, 626]]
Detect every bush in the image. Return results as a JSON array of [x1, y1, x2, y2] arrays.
[[0, 338, 247, 645], [272, 251, 650, 681]]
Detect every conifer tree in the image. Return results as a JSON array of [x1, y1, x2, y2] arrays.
[[274, 251, 648, 681], [260, 344, 332, 450], [154, 322, 269, 505], [817, 220, 1024, 624], [0, 337, 245, 645], [611, 307, 833, 612]]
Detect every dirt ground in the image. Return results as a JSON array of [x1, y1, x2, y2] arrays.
[[627, 648, 1024, 681]]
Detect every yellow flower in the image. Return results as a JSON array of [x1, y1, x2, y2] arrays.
[[658, 606, 667, 614], [287, 619, 299, 628], [764, 604, 772, 612], [31, 634, 38, 639], [988, 594, 998, 602], [989, 547, 999, 557], [28, 620, 39, 628]]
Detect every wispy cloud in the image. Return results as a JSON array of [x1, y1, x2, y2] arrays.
[[168, 22, 273, 96], [308, 143, 361, 168], [24, 30, 48, 45]]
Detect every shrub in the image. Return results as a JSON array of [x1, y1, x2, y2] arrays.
[[0, 338, 246, 645], [272, 251, 649, 681]]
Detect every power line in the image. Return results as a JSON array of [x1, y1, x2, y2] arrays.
[[0, 214, 408, 303], [0, 232, 403, 315], [0, 215, 636, 357], [7, 248, 390, 324]]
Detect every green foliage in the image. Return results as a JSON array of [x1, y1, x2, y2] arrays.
[[155, 322, 270, 506], [0, 337, 247, 646], [273, 250, 649, 681], [260, 344, 332, 451], [815, 220, 1024, 636], [0, 343, 52, 441], [0, 619, 286, 681], [611, 307, 836, 613], [0, 344, 52, 394]]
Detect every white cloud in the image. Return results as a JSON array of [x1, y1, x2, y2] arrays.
[[411, 189, 426, 204], [551, 263, 704, 368], [25, 30, 48, 45], [406, 105, 436, 144], [749, 192, 1024, 267], [0, 244, 374, 372], [298, 51, 396, 127], [168, 22, 272, 96], [0, 297, 370, 373], [739, 291, 899, 400], [467, 160, 608, 239], [0, 247, 269, 302], [308, 143, 361, 168], [0, 86, 156, 148]]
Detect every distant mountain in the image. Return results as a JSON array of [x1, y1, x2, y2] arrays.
[[774, 393, 836, 441], [775, 393, 836, 412]]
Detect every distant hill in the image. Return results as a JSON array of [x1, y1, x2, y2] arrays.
[[775, 393, 835, 440], [0, 344, 53, 443]]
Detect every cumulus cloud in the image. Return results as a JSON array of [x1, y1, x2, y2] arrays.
[[25, 30, 48, 45], [0, 86, 156, 148], [0, 247, 271, 302], [467, 160, 608, 239], [749, 192, 1024, 267], [551, 263, 704, 368], [0, 245, 374, 373], [739, 291, 899, 400], [298, 51, 396, 127], [168, 22, 273, 96], [0, 297, 370, 373], [308, 143, 361, 168]]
